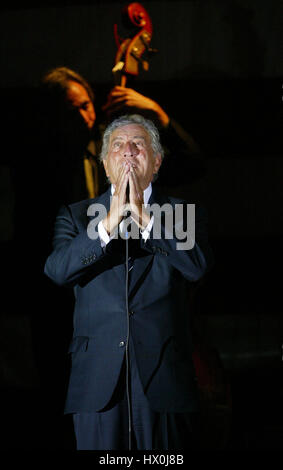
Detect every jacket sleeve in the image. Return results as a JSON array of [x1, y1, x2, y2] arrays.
[[142, 204, 214, 282], [44, 204, 107, 287]]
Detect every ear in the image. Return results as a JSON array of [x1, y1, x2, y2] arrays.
[[153, 153, 162, 174], [102, 159, 109, 177]]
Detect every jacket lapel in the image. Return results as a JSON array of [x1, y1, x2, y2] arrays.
[[88, 186, 112, 217], [128, 253, 153, 300], [88, 186, 127, 281]]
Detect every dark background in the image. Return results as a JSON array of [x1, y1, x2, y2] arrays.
[[0, 0, 282, 451]]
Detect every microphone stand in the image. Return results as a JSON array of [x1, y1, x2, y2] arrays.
[[124, 185, 132, 450]]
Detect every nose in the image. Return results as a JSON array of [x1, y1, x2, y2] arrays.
[[123, 141, 138, 158]]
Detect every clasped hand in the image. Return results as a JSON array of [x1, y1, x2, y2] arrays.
[[102, 161, 151, 236]]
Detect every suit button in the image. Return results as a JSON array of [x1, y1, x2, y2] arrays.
[[119, 341, 125, 347], [129, 311, 134, 316]]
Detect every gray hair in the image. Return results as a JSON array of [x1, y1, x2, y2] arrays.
[[99, 114, 164, 163]]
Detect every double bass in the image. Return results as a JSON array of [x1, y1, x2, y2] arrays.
[[112, 2, 157, 87]]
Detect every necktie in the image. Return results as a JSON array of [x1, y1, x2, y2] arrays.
[[123, 219, 141, 282], [124, 219, 134, 280]]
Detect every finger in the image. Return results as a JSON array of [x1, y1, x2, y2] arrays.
[[106, 95, 128, 105], [120, 171, 130, 216], [102, 98, 128, 113], [113, 86, 133, 94], [129, 171, 135, 198], [129, 169, 142, 202], [106, 86, 125, 96], [114, 173, 129, 219], [121, 162, 131, 186], [130, 167, 142, 195], [115, 85, 130, 91], [120, 171, 129, 200], [114, 162, 129, 195], [109, 89, 128, 98]]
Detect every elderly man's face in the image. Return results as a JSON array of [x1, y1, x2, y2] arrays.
[[66, 80, 96, 129], [103, 124, 162, 190]]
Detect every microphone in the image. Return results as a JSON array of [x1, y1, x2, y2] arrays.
[[126, 182, 130, 204], [124, 183, 131, 219]]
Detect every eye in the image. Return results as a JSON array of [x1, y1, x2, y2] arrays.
[[80, 102, 91, 111], [113, 141, 122, 149], [134, 140, 144, 147]]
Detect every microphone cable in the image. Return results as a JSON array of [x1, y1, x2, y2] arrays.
[[125, 220, 132, 451]]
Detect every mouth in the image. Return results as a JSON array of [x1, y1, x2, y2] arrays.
[[125, 159, 138, 167]]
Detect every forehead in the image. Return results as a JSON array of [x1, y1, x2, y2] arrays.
[[110, 124, 150, 142], [66, 80, 90, 104]]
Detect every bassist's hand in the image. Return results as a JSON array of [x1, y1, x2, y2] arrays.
[[102, 86, 169, 128]]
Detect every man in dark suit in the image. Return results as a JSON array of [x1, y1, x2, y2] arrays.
[[44, 114, 212, 450]]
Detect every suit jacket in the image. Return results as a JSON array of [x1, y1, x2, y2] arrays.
[[44, 185, 212, 414]]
